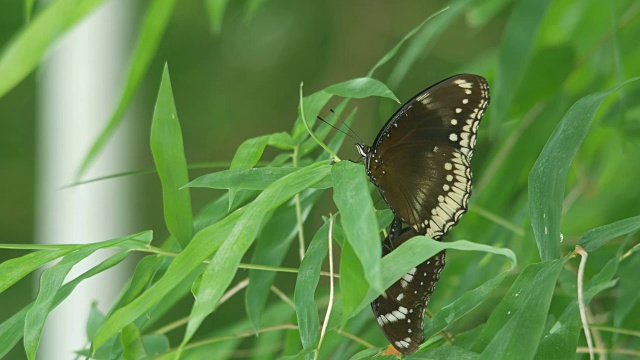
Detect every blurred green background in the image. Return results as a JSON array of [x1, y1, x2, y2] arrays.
[[1, 0, 639, 358]]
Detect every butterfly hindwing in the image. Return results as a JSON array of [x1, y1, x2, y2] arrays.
[[372, 226, 446, 354]]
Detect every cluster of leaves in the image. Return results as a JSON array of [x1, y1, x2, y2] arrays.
[[1, 0, 640, 359]]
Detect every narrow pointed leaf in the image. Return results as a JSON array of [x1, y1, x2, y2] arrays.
[[186, 167, 332, 191], [491, 0, 553, 126], [0, 248, 76, 294], [471, 259, 568, 358], [324, 77, 399, 103], [151, 64, 194, 248], [246, 191, 321, 331], [578, 215, 640, 252], [77, 0, 179, 178], [294, 219, 331, 353], [423, 270, 509, 339], [529, 77, 640, 260], [0, 0, 106, 99], [332, 161, 383, 294], [23, 234, 145, 360], [351, 237, 516, 317], [93, 210, 247, 348], [182, 162, 331, 345]]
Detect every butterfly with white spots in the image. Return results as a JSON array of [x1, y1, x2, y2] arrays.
[[356, 74, 489, 240]]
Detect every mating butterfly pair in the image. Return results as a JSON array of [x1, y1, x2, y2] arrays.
[[358, 74, 490, 354]]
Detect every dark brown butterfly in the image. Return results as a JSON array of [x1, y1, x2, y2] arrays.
[[356, 74, 490, 239], [371, 222, 446, 354]]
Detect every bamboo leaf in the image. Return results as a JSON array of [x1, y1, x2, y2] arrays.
[[332, 161, 383, 295], [324, 77, 399, 103], [77, 0, 179, 178], [151, 64, 194, 248], [294, 219, 331, 354], [181, 162, 331, 346], [529, 77, 640, 260], [0, 0, 106, 99], [471, 259, 568, 358]]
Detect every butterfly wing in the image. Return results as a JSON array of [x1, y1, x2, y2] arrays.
[[372, 226, 446, 354], [367, 74, 489, 237]]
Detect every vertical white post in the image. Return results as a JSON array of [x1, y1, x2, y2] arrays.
[[35, 0, 134, 357]]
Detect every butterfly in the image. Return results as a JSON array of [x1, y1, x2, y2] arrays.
[[356, 74, 489, 239], [371, 221, 446, 354]]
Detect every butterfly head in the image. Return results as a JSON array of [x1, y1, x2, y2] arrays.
[[356, 143, 371, 169]]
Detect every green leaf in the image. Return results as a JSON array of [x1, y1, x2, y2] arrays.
[[246, 191, 321, 331], [349, 348, 384, 360], [423, 270, 509, 339], [182, 162, 331, 346], [470, 258, 568, 358], [86, 302, 106, 342], [614, 253, 640, 329], [77, 0, 179, 178], [0, 248, 76, 294], [93, 212, 245, 348], [0, 307, 29, 359], [529, 77, 640, 261], [292, 90, 333, 143], [467, 0, 512, 28], [491, 0, 553, 127], [109, 255, 165, 313], [24, 0, 35, 22], [151, 64, 194, 249], [350, 237, 516, 317], [310, 107, 356, 160], [0, 249, 129, 358], [339, 239, 369, 326], [0, 0, 106, 99], [186, 167, 332, 191], [386, 1, 470, 89], [206, 0, 229, 34], [228, 135, 270, 209], [141, 334, 170, 357], [409, 345, 479, 359], [23, 234, 143, 360], [294, 219, 331, 352], [536, 258, 618, 358], [121, 323, 146, 360], [324, 77, 399, 103], [578, 215, 640, 252], [193, 190, 259, 233], [332, 161, 383, 295]]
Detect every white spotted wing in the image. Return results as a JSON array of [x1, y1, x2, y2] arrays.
[[359, 74, 490, 239]]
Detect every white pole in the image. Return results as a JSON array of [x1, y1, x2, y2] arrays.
[[35, 0, 135, 357]]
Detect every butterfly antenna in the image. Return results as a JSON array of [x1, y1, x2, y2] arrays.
[[316, 115, 357, 141], [330, 109, 364, 143]]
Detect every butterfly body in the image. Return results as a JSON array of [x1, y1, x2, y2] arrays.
[[364, 74, 489, 354]]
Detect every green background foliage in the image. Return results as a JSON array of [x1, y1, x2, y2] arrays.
[[1, 0, 639, 359]]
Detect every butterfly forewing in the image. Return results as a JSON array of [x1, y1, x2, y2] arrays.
[[371, 227, 446, 354], [364, 74, 489, 237]]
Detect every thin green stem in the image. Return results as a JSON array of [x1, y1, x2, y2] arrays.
[[155, 324, 299, 359], [61, 161, 247, 189], [298, 82, 341, 162], [315, 214, 335, 360], [293, 146, 307, 261], [590, 325, 640, 338], [0, 243, 79, 250], [469, 205, 525, 237], [131, 246, 340, 278], [335, 328, 375, 349]]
